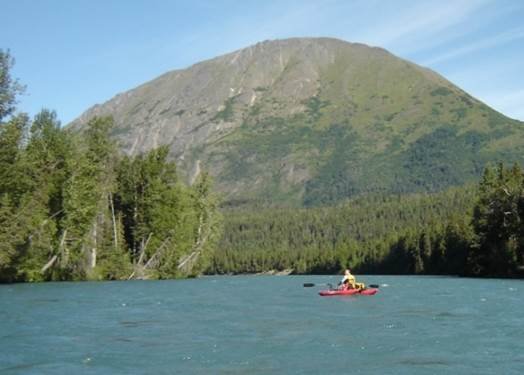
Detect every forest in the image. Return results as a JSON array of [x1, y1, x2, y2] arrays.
[[2, 49, 523, 282], [0, 110, 222, 282], [0, 50, 221, 282], [211, 163, 524, 277]]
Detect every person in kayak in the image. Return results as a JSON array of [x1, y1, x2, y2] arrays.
[[339, 269, 365, 290], [339, 269, 356, 290]]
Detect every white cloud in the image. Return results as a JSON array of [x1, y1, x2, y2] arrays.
[[353, 0, 492, 50], [422, 27, 524, 66]]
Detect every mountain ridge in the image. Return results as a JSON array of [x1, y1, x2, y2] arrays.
[[71, 37, 524, 207]]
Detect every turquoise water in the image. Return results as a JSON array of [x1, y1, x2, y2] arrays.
[[1, 275, 524, 374]]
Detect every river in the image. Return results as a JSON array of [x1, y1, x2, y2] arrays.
[[1, 275, 523, 374]]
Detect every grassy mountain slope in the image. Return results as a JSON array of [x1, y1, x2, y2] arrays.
[[71, 37, 524, 207]]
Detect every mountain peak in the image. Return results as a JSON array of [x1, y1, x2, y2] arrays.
[[72, 37, 524, 207]]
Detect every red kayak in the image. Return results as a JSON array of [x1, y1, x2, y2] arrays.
[[319, 288, 378, 296]]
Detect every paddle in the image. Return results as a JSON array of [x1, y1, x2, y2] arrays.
[[304, 282, 380, 288], [303, 283, 333, 288]]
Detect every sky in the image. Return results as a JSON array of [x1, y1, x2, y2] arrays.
[[2, 0, 524, 124]]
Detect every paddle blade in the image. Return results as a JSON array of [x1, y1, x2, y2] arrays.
[[369, 284, 379, 288], [303, 283, 315, 287]]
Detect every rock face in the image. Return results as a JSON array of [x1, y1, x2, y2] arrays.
[[71, 37, 524, 207]]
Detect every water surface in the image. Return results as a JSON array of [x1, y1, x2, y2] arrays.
[[1, 275, 523, 374]]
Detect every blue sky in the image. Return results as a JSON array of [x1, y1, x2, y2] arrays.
[[2, 0, 523, 123]]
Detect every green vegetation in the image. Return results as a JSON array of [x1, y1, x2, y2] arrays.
[[469, 163, 524, 275], [211, 187, 475, 275], [0, 51, 221, 282], [211, 163, 524, 277], [302, 95, 330, 121], [430, 87, 453, 96], [204, 69, 524, 207], [0, 113, 222, 282], [213, 96, 524, 207], [212, 96, 236, 122], [0, 50, 25, 120], [2, 45, 524, 282]]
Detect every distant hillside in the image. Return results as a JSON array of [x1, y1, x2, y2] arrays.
[[71, 37, 524, 206]]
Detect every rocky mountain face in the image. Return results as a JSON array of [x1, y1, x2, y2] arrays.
[[71, 37, 524, 207]]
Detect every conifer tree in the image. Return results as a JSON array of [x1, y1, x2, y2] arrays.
[[0, 114, 30, 203], [0, 49, 25, 122], [61, 116, 117, 279], [0, 194, 24, 281], [470, 163, 522, 275]]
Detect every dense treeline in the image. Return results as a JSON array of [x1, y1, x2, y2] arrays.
[[211, 163, 524, 277], [0, 50, 221, 282], [210, 188, 475, 274]]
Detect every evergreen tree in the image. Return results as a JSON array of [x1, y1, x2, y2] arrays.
[[0, 49, 25, 122], [470, 163, 522, 275], [14, 110, 72, 281], [0, 194, 24, 281], [93, 211, 132, 280], [61, 116, 117, 279], [0, 114, 30, 203]]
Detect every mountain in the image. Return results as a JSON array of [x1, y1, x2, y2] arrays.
[[71, 37, 524, 207]]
